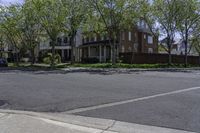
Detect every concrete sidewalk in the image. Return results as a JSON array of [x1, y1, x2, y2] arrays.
[[0, 110, 195, 133]]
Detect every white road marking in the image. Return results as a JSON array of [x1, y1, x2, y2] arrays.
[[65, 87, 200, 114]]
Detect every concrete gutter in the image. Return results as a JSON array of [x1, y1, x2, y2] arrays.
[[0, 109, 195, 133]]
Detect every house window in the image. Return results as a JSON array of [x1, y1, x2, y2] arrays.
[[101, 35, 104, 41], [137, 21, 140, 27], [106, 36, 109, 40], [83, 37, 87, 43], [141, 20, 145, 28], [57, 37, 62, 46], [64, 37, 68, 43], [144, 34, 147, 39], [128, 31, 132, 41], [121, 45, 125, 53], [148, 48, 153, 53], [134, 43, 138, 52], [147, 35, 153, 44], [128, 46, 132, 52], [89, 36, 92, 42], [134, 33, 137, 41], [49, 41, 53, 46], [94, 35, 97, 41]]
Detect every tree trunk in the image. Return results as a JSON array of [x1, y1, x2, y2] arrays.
[[51, 40, 56, 68], [168, 50, 172, 66], [131, 43, 135, 64], [184, 31, 188, 68], [167, 37, 172, 66], [111, 41, 116, 65], [15, 52, 19, 67], [131, 52, 134, 64], [30, 49, 35, 65], [184, 41, 188, 68], [70, 36, 75, 64]]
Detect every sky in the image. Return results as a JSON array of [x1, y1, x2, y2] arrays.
[[0, 0, 24, 6]]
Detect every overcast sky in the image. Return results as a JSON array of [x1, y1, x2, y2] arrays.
[[0, 0, 24, 6]]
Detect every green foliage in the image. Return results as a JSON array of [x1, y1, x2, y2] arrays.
[[31, 0, 66, 67], [0, 5, 24, 50], [63, 63, 199, 69], [43, 53, 61, 64], [61, 0, 88, 63], [176, 0, 200, 38], [192, 37, 200, 54], [84, 0, 147, 64], [152, 0, 178, 41]]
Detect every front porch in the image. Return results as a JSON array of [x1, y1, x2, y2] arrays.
[[80, 44, 111, 63]]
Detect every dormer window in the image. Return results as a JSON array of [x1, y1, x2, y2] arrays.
[[148, 35, 153, 44], [57, 37, 62, 45]]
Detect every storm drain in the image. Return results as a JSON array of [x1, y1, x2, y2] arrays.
[[0, 100, 6, 107]]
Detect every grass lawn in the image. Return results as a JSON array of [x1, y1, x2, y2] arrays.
[[7, 62, 199, 70], [58, 63, 200, 69]]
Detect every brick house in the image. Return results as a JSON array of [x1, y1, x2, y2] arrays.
[[79, 20, 158, 63]]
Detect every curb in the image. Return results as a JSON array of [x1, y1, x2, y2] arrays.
[[1, 67, 200, 74], [0, 109, 195, 133]]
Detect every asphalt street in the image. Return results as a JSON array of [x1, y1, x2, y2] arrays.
[[0, 70, 200, 132]]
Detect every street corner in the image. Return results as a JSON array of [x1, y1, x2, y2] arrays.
[[0, 112, 6, 118], [0, 112, 104, 133]]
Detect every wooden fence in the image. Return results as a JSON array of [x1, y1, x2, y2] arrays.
[[119, 53, 200, 65]]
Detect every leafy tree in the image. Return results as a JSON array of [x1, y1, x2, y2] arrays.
[[176, 0, 200, 67], [32, 0, 66, 68], [61, 0, 87, 64], [19, 0, 42, 65], [152, 0, 179, 65], [0, 32, 4, 58], [0, 5, 24, 65], [139, 0, 159, 36], [86, 0, 138, 64], [0, 23, 5, 58]]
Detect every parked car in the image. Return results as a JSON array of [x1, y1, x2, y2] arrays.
[[0, 58, 8, 67]]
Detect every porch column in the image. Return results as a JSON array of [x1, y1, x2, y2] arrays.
[[104, 45, 106, 62], [99, 45, 102, 62]]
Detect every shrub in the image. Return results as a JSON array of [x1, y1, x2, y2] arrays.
[[55, 54, 61, 64], [42, 53, 61, 64]]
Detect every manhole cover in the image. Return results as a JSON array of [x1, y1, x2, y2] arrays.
[[0, 100, 6, 107]]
